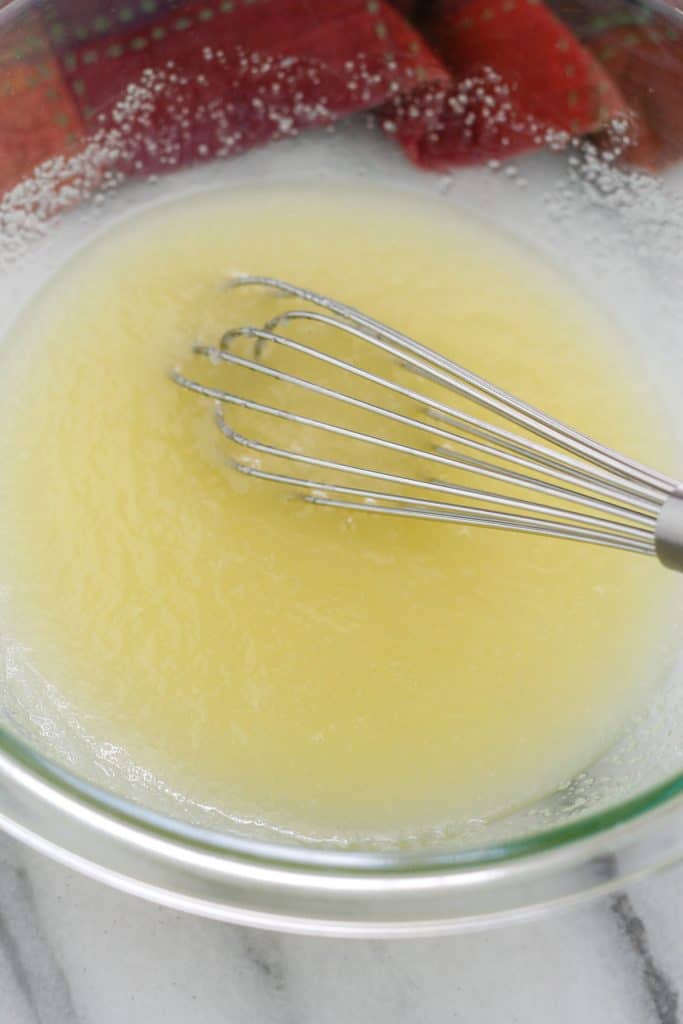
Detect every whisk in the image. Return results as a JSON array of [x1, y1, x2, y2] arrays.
[[171, 275, 683, 572]]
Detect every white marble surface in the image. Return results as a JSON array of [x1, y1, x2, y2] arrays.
[[0, 832, 680, 1023]]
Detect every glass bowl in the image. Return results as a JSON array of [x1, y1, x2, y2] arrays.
[[2, 0, 683, 936]]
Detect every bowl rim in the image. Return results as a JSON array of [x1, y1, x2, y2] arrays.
[[3, 719, 683, 875], [4, 718, 683, 934]]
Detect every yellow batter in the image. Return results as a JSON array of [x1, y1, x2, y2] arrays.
[[0, 184, 676, 838]]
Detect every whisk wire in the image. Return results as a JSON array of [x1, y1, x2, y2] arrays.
[[178, 348, 655, 533], [218, 323, 664, 511], [171, 275, 683, 569], [211, 407, 652, 541], [226, 276, 679, 495]]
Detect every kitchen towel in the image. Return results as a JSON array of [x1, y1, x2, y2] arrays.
[[1, 0, 681, 196]]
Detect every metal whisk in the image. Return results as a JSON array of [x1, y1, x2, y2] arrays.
[[171, 275, 683, 572]]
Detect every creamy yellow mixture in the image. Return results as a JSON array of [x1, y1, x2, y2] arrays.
[[0, 185, 676, 837]]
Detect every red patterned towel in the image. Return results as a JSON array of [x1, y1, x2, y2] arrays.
[[1, 0, 681, 198], [545, 0, 683, 169], [386, 0, 628, 168], [0, 1, 447, 193], [0, 13, 83, 194]]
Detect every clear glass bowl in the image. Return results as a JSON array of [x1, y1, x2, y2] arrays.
[[2, 0, 683, 935]]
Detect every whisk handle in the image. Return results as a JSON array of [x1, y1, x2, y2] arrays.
[[655, 491, 683, 573]]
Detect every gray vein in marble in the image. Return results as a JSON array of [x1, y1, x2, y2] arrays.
[[0, 845, 82, 1024], [611, 892, 680, 1024], [0, 902, 44, 1013], [238, 930, 299, 1024], [241, 931, 288, 992]]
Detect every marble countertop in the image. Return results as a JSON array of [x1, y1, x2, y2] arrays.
[[0, 833, 681, 1023]]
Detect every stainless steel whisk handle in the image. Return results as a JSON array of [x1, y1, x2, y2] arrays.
[[656, 491, 683, 572]]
